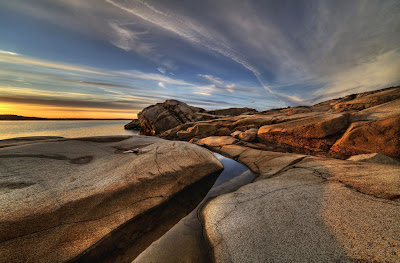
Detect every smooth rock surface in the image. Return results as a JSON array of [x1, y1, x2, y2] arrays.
[[201, 146, 400, 262], [0, 135, 223, 263]]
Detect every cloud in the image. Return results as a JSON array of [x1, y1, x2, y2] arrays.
[[158, 82, 165, 88], [198, 74, 224, 86], [0, 50, 19, 56], [157, 67, 166, 74]]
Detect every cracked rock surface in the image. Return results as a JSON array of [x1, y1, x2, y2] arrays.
[[199, 144, 400, 262], [0, 135, 223, 263]]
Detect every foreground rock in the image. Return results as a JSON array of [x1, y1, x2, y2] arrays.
[[198, 140, 400, 262], [0, 136, 223, 263]]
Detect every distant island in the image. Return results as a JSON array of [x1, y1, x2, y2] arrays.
[[0, 115, 131, 121]]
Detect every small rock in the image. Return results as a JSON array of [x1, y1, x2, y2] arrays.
[[124, 119, 141, 130], [238, 128, 258, 142]]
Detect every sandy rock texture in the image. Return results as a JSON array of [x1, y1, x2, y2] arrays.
[[199, 142, 400, 262], [0, 135, 223, 263]]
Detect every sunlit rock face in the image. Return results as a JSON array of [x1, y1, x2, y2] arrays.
[[137, 100, 216, 136], [0, 135, 223, 263], [155, 86, 400, 158], [137, 100, 259, 136]]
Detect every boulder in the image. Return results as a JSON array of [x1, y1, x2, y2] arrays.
[[137, 100, 217, 135], [258, 113, 349, 155], [230, 130, 241, 138], [330, 116, 400, 157], [347, 153, 400, 165], [238, 128, 258, 142], [0, 136, 223, 263], [124, 119, 141, 130], [198, 136, 238, 147]]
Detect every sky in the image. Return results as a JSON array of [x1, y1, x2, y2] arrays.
[[0, 0, 399, 119]]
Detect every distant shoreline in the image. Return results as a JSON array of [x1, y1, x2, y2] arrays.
[[0, 115, 131, 121]]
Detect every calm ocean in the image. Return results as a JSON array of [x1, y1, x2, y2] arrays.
[[0, 120, 138, 140]]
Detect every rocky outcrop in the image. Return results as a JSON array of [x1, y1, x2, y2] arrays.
[[0, 136, 223, 263], [258, 113, 349, 155], [198, 140, 400, 262], [137, 100, 217, 135], [153, 86, 399, 158], [124, 119, 141, 130]]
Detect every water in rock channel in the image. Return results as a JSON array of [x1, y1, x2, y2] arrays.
[[70, 153, 255, 263]]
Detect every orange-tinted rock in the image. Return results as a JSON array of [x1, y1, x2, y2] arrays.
[[331, 87, 400, 112], [331, 117, 400, 157], [258, 113, 348, 154]]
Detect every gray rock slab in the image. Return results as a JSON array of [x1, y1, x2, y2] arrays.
[[0, 135, 223, 263]]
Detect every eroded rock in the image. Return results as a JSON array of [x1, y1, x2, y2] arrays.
[[330, 116, 400, 157], [137, 100, 216, 135], [258, 113, 349, 155]]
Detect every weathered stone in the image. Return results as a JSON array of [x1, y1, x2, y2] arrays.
[[0, 136, 223, 263], [137, 100, 217, 135], [238, 128, 258, 142], [198, 136, 238, 147], [332, 87, 400, 112], [330, 116, 400, 157], [350, 99, 400, 122], [230, 130, 241, 138], [124, 119, 141, 130], [347, 153, 400, 165], [201, 146, 400, 263], [258, 113, 349, 155]]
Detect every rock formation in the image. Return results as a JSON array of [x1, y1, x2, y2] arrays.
[[128, 86, 400, 262], [152, 86, 399, 158], [0, 135, 223, 263], [137, 100, 217, 135]]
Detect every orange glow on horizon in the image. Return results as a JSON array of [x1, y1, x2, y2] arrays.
[[0, 102, 138, 119]]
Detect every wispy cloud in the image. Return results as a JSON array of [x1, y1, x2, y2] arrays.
[[1, 0, 399, 112], [0, 50, 19, 56]]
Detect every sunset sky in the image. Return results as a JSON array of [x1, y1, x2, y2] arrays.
[[0, 0, 399, 118]]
